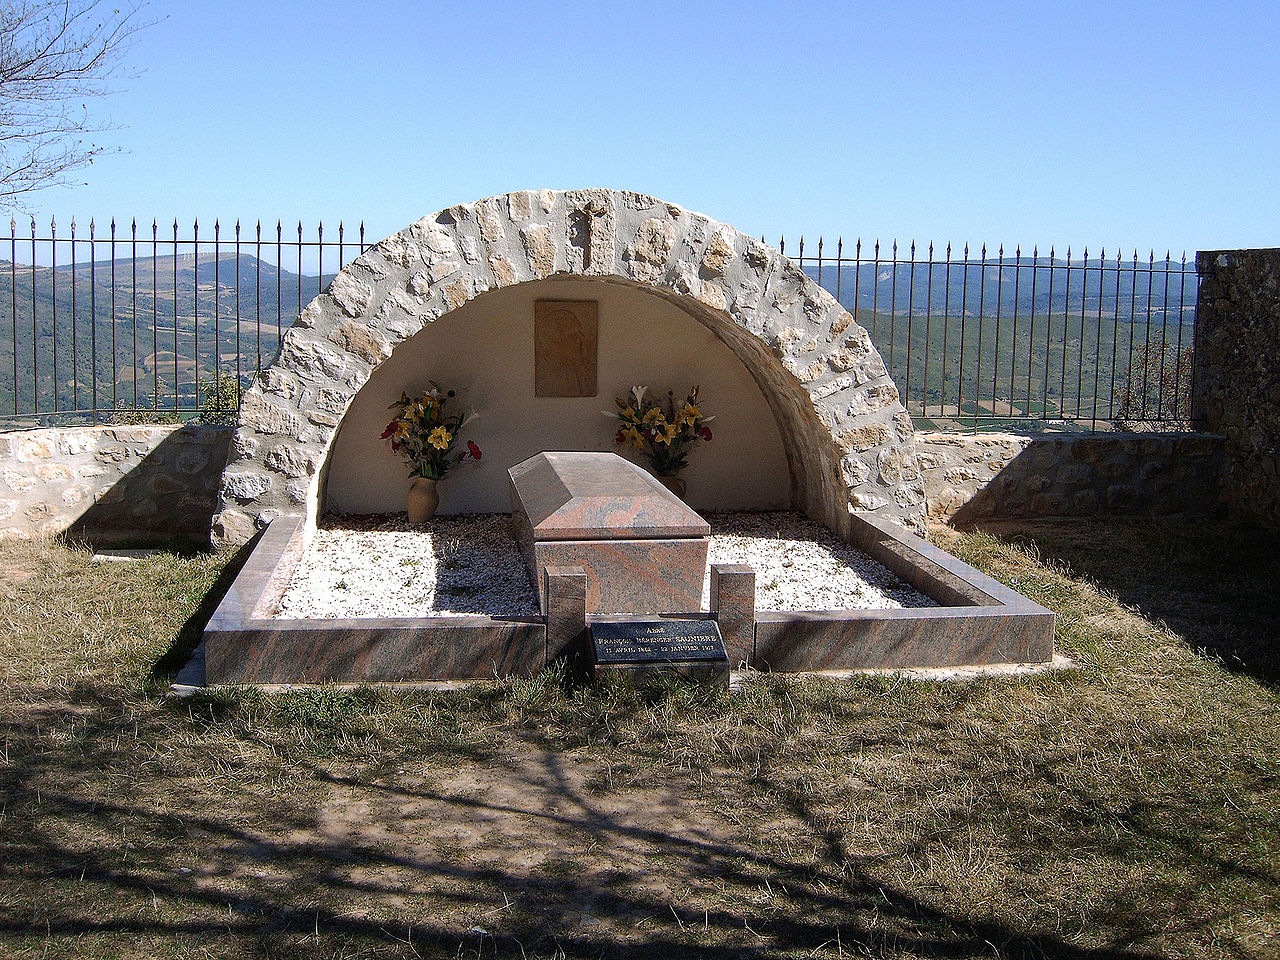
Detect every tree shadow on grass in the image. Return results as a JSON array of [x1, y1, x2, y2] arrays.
[[0, 686, 1196, 960], [962, 517, 1280, 688]]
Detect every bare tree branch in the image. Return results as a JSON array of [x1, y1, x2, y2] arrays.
[[0, 0, 150, 210]]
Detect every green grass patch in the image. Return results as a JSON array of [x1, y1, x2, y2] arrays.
[[0, 523, 1277, 958]]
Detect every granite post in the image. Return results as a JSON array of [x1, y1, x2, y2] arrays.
[[711, 563, 756, 669], [543, 565, 588, 670]]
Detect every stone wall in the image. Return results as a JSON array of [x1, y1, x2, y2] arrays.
[[0, 425, 233, 549], [1195, 249, 1280, 530], [0, 423, 1229, 547], [917, 431, 1225, 524]]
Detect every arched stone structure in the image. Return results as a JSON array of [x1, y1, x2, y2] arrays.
[[212, 189, 924, 545]]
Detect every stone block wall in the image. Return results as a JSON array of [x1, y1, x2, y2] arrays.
[[1195, 249, 1280, 530], [0, 425, 233, 549], [0, 424, 1229, 546], [917, 431, 1225, 524]]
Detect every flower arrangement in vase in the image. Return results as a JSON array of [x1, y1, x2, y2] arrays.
[[609, 385, 713, 498], [380, 383, 481, 522]]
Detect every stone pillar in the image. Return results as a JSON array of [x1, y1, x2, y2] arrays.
[[543, 565, 588, 669], [711, 563, 756, 669], [1195, 249, 1280, 529]]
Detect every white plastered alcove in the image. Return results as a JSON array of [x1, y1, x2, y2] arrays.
[[321, 276, 791, 515]]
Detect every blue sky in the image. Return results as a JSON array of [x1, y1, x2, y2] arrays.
[[22, 0, 1280, 257]]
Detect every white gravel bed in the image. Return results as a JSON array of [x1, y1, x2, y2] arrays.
[[702, 512, 936, 611], [275, 511, 935, 620], [276, 514, 539, 620]]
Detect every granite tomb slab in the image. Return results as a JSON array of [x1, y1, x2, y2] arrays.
[[509, 451, 710, 615]]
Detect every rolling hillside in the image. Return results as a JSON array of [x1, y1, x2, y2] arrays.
[[0, 253, 336, 421]]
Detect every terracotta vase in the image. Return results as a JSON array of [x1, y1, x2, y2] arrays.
[[406, 477, 439, 523], [656, 474, 687, 500]]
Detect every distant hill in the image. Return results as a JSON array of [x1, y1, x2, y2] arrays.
[[0, 253, 336, 418], [804, 258, 1197, 428], [804, 255, 1198, 322]]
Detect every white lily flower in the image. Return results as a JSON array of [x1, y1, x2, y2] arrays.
[[631, 385, 648, 407]]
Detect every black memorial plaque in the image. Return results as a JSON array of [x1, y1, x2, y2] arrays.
[[590, 619, 728, 665]]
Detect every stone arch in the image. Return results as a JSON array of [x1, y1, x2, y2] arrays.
[[212, 189, 924, 545]]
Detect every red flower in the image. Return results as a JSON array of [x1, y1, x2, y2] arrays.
[[390, 440, 401, 452], [615, 430, 626, 445], [700, 426, 713, 441], [380, 421, 397, 440], [467, 440, 482, 460]]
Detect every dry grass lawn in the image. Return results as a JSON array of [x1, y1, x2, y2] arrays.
[[0, 518, 1277, 959]]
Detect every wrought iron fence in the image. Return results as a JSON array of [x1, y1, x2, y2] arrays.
[[779, 236, 1200, 432], [1, 218, 365, 428], [1, 217, 1200, 433]]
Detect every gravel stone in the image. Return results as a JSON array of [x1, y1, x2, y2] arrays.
[[276, 511, 935, 620], [277, 514, 539, 619], [702, 512, 935, 611]]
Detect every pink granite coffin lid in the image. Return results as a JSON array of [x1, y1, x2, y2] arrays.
[[509, 451, 710, 541]]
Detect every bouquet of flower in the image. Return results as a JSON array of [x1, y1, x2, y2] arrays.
[[610, 385, 713, 476], [380, 384, 481, 480]]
